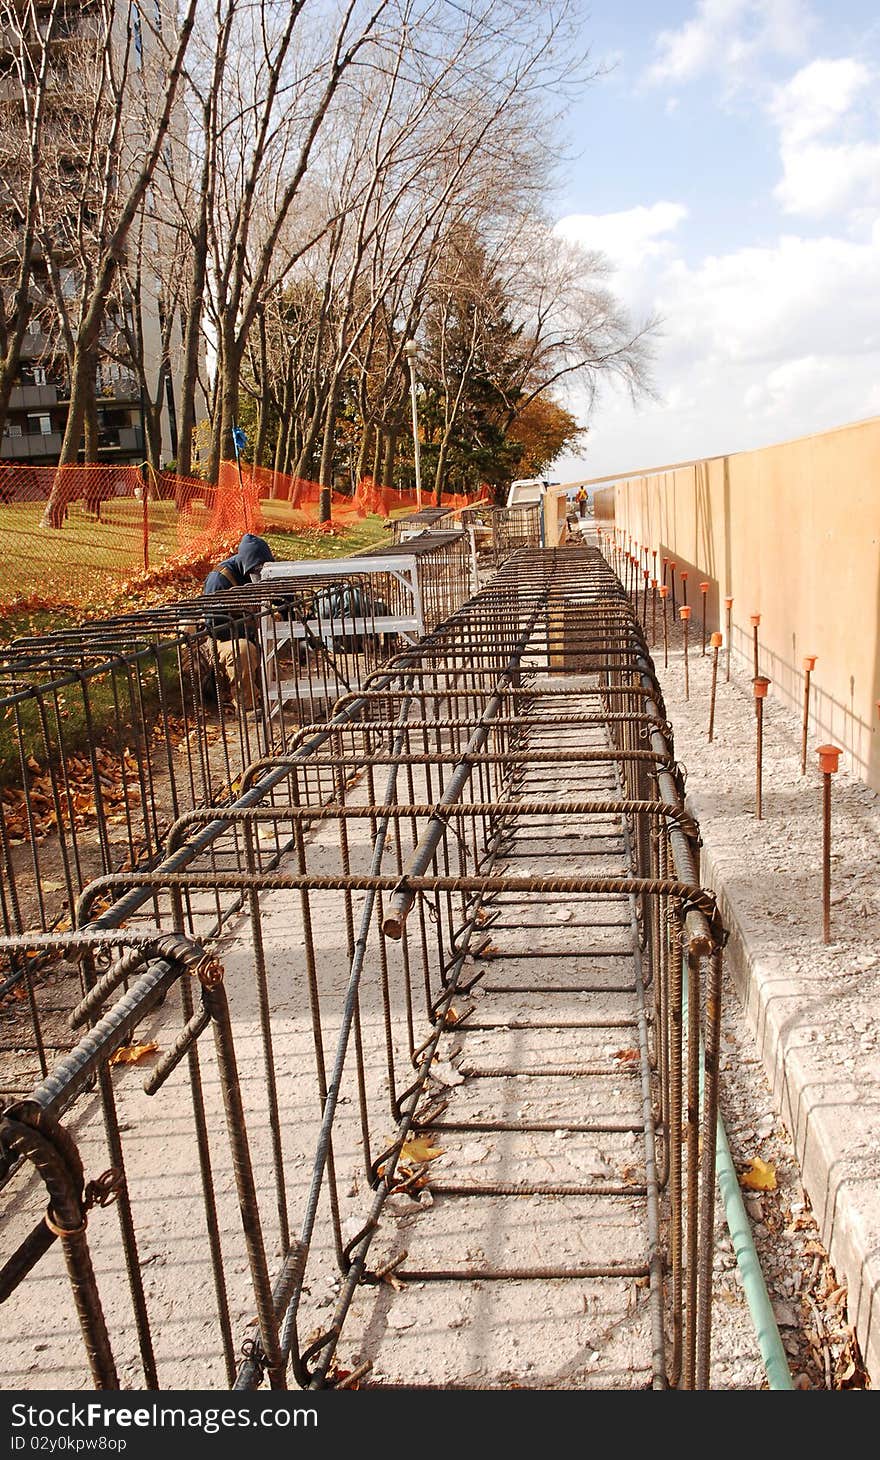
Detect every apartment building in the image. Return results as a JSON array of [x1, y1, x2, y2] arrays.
[[0, 1, 184, 469]]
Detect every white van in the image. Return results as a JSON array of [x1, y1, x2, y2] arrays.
[[505, 477, 559, 509]]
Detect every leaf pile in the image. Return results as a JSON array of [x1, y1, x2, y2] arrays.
[[2, 746, 146, 843]]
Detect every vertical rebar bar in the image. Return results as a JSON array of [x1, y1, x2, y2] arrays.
[[816, 745, 840, 943], [753, 677, 770, 818], [708, 633, 722, 742], [801, 656, 816, 775], [660, 585, 669, 669], [680, 606, 691, 699], [822, 770, 831, 942]]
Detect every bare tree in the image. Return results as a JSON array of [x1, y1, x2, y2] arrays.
[[200, 0, 394, 485], [0, 0, 61, 440], [26, 0, 198, 526]]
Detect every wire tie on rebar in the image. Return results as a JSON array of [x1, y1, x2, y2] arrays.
[[43, 1206, 87, 1240], [83, 1167, 124, 1209], [239, 1338, 266, 1386]]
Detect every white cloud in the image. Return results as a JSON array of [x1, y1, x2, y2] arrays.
[[551, 204, 880, 478], [657, 230, 880, 364], [770, 57, 871, 144], [645, 0, 811, 87], [554, 203, 687, 313], [775, 138, 880, 217], [768, 58, 880, 217]]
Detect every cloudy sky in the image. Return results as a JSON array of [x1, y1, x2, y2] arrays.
[[552, 0, 880, 480]]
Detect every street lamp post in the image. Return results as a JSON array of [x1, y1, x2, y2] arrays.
[[404, 338, 423, 511]]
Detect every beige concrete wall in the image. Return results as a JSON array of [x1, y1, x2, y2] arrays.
[[593, 486, 615, 523], [543, 486, 571, 546], [608, 417, 880, 790]]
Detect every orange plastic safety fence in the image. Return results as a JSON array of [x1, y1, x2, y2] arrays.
[[0, 459, 487, 612]]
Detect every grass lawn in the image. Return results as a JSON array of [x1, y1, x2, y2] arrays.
[[0, 501, 394, 644], [0, 505, 398, 783]]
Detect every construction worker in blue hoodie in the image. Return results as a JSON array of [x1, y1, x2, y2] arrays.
[[202, 533, 275, 713]]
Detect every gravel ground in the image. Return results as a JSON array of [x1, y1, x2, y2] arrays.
[[633, 574, 875, 1391]]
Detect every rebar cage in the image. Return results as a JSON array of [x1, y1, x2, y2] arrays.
[[0, 545, 725, 1391]]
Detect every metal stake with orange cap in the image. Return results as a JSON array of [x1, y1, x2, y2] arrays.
[[700, 581, 710, 655], [680, 569, 688, 607], [642, 568, 649, 627], [753, 675, 771, 818], [816, 744, 841, 943], [750, 613, 761, 679], [708, 631, 723, 742], [650, 576, 657, 645], [801, 656, 817, 776], [659, 584, 670, 667], [724, 597, 733, 682], [680, 604, 692, 698]]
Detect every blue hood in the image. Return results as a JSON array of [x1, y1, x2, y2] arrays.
[[234, 534, 274, 576]]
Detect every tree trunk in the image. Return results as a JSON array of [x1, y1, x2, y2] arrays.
[[144, 400, 162, 472], [283, 410, 297, 485], [381, 427, 397, 491], [41, 346, 95, 526], [317, 381, 339, 524], [83, 377, 99, 462], [294, 382, 327, 487], [371, 429, 382, 486], [355, 421, 373, 484], [270, 413, 286, 499], [254, 400, 269, 472], [433, 436, 451, 506], [207, 332, 241, 486], [176, 287, 205, 478], [253, 310, 269, 469]]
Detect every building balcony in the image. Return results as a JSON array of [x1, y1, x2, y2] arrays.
[[8, 382, 59, 410], [19, 331, 56, 362], [117, 425, 144, 453], [1, 429, 63, 461]]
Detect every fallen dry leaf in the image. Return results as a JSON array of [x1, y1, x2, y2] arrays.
[[740, 1156, 777, 1191], [109, 1041, 158, 1067], [613, 1048, 640, 1063], [399, 1136, 444, 1164]]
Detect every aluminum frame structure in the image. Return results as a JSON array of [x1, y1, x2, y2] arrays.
[[0, 546, 726, 1391]]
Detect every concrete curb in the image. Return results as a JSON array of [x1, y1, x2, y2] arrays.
[[694, 825, 880, 1385]]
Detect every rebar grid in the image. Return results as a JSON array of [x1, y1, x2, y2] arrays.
[[0, 536, 473, 1080], [0, 545, 725, 1393]]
